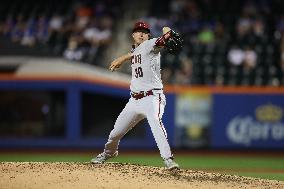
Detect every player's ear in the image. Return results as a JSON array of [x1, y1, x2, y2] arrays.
[[148, 33, 151, 39]]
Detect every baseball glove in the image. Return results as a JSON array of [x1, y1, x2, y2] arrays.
[[165, 30, 183, 54]]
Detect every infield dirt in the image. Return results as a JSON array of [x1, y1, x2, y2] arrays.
[[0, 162, 283, 189]]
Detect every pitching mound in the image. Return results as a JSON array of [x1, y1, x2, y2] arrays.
[[0, 162, 283, 189]]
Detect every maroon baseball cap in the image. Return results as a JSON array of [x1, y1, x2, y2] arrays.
[[132, 21, 150, 33]]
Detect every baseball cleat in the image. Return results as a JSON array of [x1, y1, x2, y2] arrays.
[[90, 151, 118, 164], [164, 158, 179, 170]]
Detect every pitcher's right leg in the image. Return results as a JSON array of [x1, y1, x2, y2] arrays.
[[104, 100, 145, 156]]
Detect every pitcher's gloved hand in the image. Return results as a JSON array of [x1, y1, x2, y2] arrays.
[[165, 30, 183, 54]]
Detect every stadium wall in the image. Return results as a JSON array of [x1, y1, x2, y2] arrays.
[[0, 75, 283, 150]]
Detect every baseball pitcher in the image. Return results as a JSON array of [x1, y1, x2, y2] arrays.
[[91, 21, 183, 169]]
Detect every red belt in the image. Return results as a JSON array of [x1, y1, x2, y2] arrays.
[[131, 90, 154, 100]]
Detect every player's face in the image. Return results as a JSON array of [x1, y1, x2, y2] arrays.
[[132, 30, 150, 45]]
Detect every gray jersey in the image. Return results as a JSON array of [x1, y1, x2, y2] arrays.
[[100, 39, 174, 164], [130, 38, 163, 92]]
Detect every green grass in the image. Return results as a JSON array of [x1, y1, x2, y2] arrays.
[[0, 152, 283, 181], [176, 156, 284, 169], [0, 153, 89, 162]]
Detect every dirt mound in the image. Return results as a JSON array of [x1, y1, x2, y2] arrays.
[[0, 162, 283, 189]]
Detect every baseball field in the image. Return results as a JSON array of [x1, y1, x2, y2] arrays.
[[0, 150, 284, 189]]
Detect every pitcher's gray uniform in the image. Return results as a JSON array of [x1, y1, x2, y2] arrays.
[[91, 21, 179, 169], [104, 38, 173, 160]]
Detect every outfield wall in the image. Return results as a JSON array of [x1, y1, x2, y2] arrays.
[[173, 87, 284, 149], [0, 75, 283, 150]]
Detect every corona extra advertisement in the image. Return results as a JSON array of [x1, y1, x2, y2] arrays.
[[212, 94, 284, 148]]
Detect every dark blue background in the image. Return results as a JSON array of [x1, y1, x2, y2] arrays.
[[212, 94, 284, 149]]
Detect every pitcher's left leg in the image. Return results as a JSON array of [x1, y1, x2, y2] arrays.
[[143, 93, 179, 169], [144, 93, 173, 159]]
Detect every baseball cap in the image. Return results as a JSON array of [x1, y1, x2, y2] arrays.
[[132, 21, 150, 33]]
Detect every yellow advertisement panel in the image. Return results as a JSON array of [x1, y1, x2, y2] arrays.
[[175, 91, 212, 148]]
